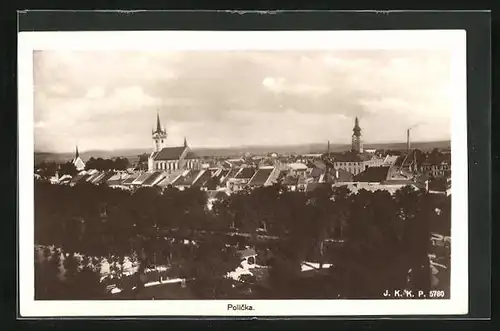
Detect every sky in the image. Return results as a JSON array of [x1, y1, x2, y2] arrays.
[[33, 50, 452, 153]]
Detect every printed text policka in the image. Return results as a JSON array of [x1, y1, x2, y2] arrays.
[[227, 304, 254, 311]]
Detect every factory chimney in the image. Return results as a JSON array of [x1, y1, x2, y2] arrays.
[[407, 129, 411, 151]]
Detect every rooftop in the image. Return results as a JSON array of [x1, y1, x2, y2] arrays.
[[122, 174, 139, 185], [172, 170, 202, 186], [155, 171, 184, 188], [185, 151, 200, 160], [288, 163, 308, 171], [330, 151, 371, 162], [247, 168, 274, 186], [353, 166, 391, 183], [132, 172, 154, 185], [154, 146, 187, 161], [141, 171, 163, 186], [235, 167, 256, 180], [192, 170, 213, 187]]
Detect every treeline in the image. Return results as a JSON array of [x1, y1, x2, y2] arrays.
[[34, 181, 451, 299], [35, 157, 132, 180], [35, 161, 78, 179], [85, 157, 130, 171]]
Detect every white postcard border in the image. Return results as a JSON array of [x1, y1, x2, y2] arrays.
[[18, 30, 468, 317]]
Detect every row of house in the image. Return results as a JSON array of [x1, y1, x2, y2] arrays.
[[43, 157, 451, 197]]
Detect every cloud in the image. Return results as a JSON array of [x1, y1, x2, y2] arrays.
[[34, 50, 452, 152], [262, 77, 331, 96], [85, 86, 106, 99]]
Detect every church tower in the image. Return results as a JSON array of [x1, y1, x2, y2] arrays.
[[351, 116, 363, 153], [152, 111, 167, 152]]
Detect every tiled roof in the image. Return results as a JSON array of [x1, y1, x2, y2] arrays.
[[122, 174, 139, 185], [313, 160, 326, 169], [154, 146, 186, 161], [208, 168, 220, 176], [383, 155, 399, 165], [217, 169, 230, 180], [142, 171, 163, 186], [76, 174, 91, 183], [331, 151, 371, 162], [310, 167, 324, 178], [228, 159, 245, 167], [219, 161, 232, 169], [353, 166, 390, 182], [106, 173, 122, 182], [220, 168, 240, 185], [95, 171, 115, 185], [132, 172, 153, 185], [235, 167, 256, 179], [289, 163, 308, 170], [89, 172, 106, 184], [185, 151, 200, 160], [247, 168, 273, 186], [192, 170, 212, 187], [155, 171, 184, 188], [70, 173, 86, 183], [173, 170, 201, 186]]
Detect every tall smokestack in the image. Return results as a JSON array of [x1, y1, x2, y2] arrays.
[[407, 129, 411, 151]]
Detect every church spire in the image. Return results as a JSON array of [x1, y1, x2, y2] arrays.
[[351, 116, 363, 153], [75, 145, 79, 159], [156, 110, 162, 133], [184, 137, 188, 148], [353, 116, 361, 136]]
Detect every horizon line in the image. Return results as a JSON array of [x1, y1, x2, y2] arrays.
[[35, 139, 451, 155]]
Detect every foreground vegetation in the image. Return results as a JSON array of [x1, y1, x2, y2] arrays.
[[34, 180, 451, 300]]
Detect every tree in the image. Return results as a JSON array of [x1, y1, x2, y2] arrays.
[[35, 161, 58, 179], [59, 161, 78, 177], [181, 237, 241, 299]]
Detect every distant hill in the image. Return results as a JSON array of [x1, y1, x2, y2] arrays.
[[34, 140, 450, 164], [363, 140, 451, 151], [34, 149, 150, 165]]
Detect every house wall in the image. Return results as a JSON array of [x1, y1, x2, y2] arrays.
[[333, 161, 368, 175]]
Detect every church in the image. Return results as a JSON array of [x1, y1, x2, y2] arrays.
[[72, 146, 86, 171], [329, 117, 371, 176], [147, 112, 202, 172]]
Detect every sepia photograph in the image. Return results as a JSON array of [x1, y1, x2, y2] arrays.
[[19, 30, 468, 316]]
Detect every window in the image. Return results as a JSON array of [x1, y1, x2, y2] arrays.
[[247, 256, 255, 265]]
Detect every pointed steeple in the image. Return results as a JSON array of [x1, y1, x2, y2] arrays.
[[75, 145, 79, 159], [156, 110, 162, 133], [353, 116, 361, 136], [184, 137, 188, 148]]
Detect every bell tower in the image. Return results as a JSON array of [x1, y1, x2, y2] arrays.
[[152, 111, 167, 152], [351, 116, 363, 153]]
